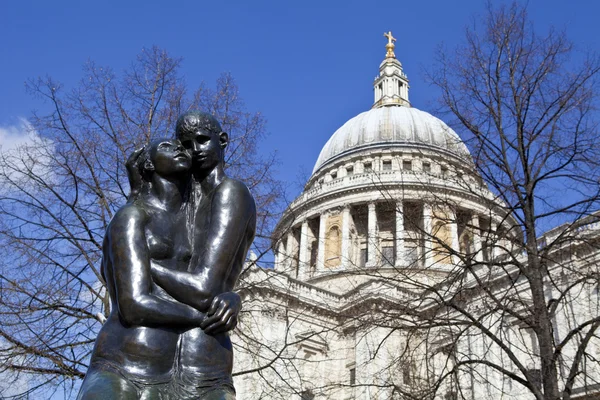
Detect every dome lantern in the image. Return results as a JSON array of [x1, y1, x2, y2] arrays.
[[310, 31, 472, 176], [373, 31, 410, 108]]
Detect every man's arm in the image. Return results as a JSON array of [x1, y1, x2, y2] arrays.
[[108, 205, 205, 328], [125, 147, 144, 203], [151, 179, 256, 311]]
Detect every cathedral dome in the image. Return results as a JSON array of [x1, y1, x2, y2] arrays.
[[312, 105, 471, 173], [272, 32, 502, 289]]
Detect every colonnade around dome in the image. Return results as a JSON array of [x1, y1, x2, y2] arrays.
[[274, 140, 514, 291], [275, 197, 504, 284]]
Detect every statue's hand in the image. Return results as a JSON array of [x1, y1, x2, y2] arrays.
[[149, 263, 164, 282], [126, 146, 145, 202], [201, 292, 241, 335]]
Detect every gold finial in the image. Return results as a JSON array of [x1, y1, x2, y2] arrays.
[[383, 31, 396, 59]]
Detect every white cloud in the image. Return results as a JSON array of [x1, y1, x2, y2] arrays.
[[0, 119, 54, 192], [0, 371, 30, 398], [0, 336, 30, 398], [0, 118, 39, 151]]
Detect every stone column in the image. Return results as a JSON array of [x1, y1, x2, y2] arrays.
[[368, 202, 378, 266], [298, 220, 309, 279], [449, 207, 460, 265], [276, 241, 286, 271], [341, 206, 351, 269], [423, 203, 433, 268], [471, 215, 483, 262], [395, 201, 405, 267], [317, 212, 327, 271], [491, 220, 498, 259], [285, 230, 295, 274]]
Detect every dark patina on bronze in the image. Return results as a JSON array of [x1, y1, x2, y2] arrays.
[[78, 112, 256, 400]]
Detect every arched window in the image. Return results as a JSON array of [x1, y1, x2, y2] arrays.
[[432, 221, 452, 263], [325, 226, 341, 268], [459, 231, 474, 256]]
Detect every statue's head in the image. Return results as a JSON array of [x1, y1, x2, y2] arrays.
[[139, 138, 191, 181], [175, 111, 228, 172], [126, 138, 191, 202]]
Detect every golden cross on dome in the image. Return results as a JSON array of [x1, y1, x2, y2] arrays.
[[383, 31, 397, 59], [384, 31, 396, 45]]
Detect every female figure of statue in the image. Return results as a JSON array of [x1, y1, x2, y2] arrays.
[[78, 138, 238, 399]]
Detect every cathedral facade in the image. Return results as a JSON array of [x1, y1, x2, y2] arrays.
[[232, 34, 600, 400]]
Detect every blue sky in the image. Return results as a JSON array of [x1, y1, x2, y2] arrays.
[[1, 0, 599, 198]]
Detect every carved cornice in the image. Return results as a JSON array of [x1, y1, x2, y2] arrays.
[[273, 178, 499, 240], [240, 267, 428, 321]]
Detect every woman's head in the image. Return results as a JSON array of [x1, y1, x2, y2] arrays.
[[126, 138, 191, 202], [139, 138, 191, 181]]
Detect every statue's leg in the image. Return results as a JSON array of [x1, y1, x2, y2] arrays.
[[138, 383, 170, 400], [77, 367, 139, 400], [171, 369, 236, 400], [202, 388, 236, 400], [172, 380, 236, 400]]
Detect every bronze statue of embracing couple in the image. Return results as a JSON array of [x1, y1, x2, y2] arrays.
[[77, 111, 256, 400]]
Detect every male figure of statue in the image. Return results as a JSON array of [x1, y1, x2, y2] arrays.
[[150, 111, 257, 399]]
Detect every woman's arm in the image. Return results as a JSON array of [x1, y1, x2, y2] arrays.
[[150, 263, 241, 333], [107, 205, 205, 328], [150, 179, 255, 311], [149, 264, 214, 310]]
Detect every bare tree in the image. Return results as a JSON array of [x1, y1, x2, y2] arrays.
[[0, 46, 283, 398], [229, 3, 600, 400], [415, 2, 600, 399]]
